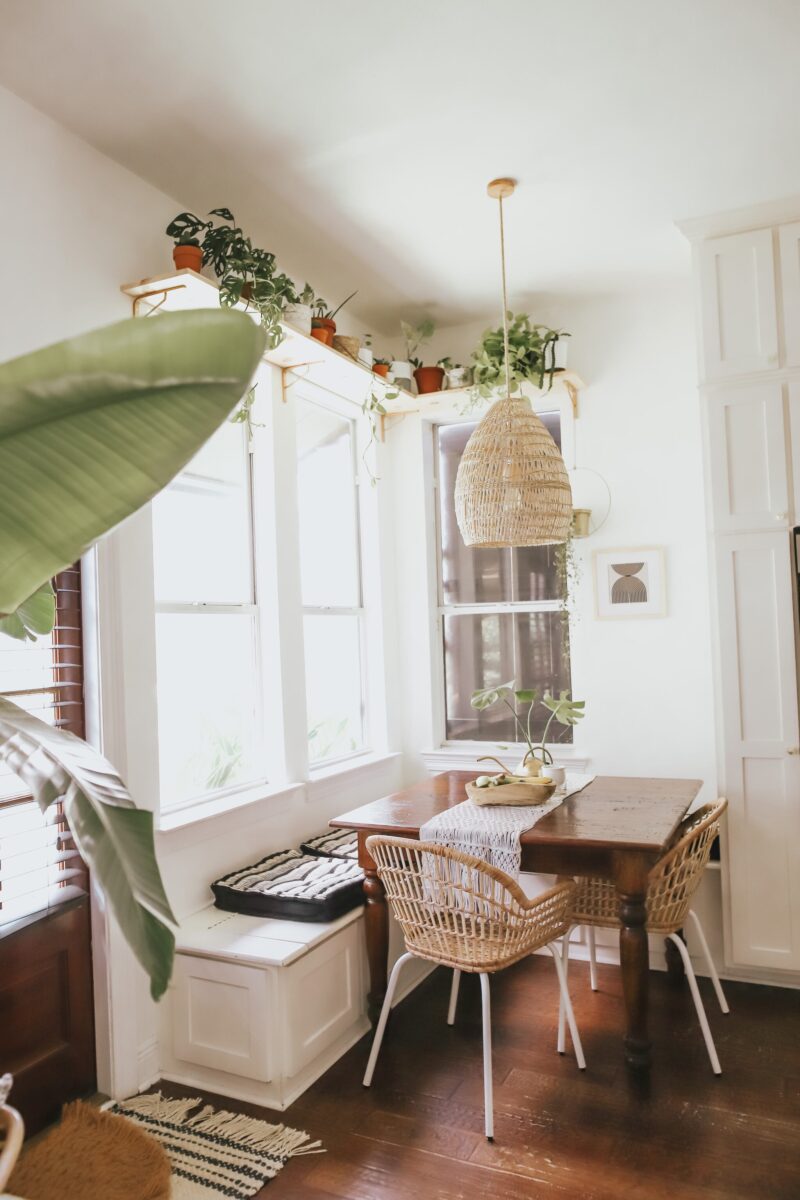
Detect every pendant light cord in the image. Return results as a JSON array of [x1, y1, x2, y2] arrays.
[[498, 194, 512, 402]]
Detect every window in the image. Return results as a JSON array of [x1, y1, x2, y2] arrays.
[[0, 567, 87, 926], [295, 395, 367, 766], [151, 421, 264, 809], [434, 416, 572, 745]]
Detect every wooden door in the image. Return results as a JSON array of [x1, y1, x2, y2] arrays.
[[705, 383, 790, 531], [698, 229, 778, 379], [0, 567, 96, 1133], [715, 531, 800, 971]]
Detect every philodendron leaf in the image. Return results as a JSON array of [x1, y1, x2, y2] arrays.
[[470, 679, 516, 710], [0, 309, 266, 615], [0, 696, 176, 1000], [0, 580, 56, 641], [542, 691, 586, 726]]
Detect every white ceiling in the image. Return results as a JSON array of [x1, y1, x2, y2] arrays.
[[2, 0, 800, 332]]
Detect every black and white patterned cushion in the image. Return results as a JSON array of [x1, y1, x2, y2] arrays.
[[211, 848, 364, 922], [300, 828, 359, 862]]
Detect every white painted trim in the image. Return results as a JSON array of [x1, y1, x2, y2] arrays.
[[678, 195, 800, 242], [421, 745, 590, 774]]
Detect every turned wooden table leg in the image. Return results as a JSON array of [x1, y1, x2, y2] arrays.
[[614, 851, 652, 1071], [361, 848, 389, 1026]]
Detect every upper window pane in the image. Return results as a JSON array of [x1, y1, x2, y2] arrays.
[[153, 421, 252, 605], [437, 413, 562, 604], [296, 398, 360, 608]]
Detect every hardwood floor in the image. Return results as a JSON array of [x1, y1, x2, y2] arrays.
[[159, 957, 800, 1199]]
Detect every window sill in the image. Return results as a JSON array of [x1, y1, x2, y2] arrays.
[[306, 750, 403, 802], [157, 779, 304, 835], [421, 744, 590, 775]]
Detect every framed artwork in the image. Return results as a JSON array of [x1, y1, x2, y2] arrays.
[[593, 547, 666, 619]]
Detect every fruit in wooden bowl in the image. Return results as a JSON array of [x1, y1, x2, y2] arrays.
[[466, 773, 557, 806]]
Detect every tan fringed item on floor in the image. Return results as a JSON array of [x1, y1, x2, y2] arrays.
[[9, 1100, 171, 1200]]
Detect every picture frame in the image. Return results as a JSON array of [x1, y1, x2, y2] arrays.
[[592, 547, 667, 619]]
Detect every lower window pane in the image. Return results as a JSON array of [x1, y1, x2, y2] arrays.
[[304, 614, 365, 764], [443, 611, 571, 744], [156, 613, 262, 806]]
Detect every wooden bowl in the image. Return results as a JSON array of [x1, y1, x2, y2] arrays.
[[466, 778, 557, 807]]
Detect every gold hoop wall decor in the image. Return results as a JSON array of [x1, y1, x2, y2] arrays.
[[455, 178, 572, 548]]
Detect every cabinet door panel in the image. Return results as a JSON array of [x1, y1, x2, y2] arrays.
[[789, 383, 800, 522], [172, 954, 273, 1080], [705, 384, 788, 531], [698, 230, 778, 379], [715, 532, 800, 970], [778, 221, 800, 367]]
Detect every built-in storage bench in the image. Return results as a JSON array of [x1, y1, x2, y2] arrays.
[[159, 905, 369, 1110]]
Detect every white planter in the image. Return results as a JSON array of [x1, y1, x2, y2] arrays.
[[553, 338, 569, 371], [390, 360, 413, 390], [445, 367, 470, 390], [284, 304, 312, 335], [358, 346, 374, 368]]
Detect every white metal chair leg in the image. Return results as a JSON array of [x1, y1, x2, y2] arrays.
[[447, 968, 461, 1026], [667, 933, 722, 1075], [549, 942, 586, 1069], [687, 909, 729, 1014], [557, 927, 571, 1054], [587, 925, 598, 991], [479, 973, 494, 1141], [363, 951, 415, 1086]]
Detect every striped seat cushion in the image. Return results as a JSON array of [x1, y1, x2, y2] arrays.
[[212, 849, 364, 922], [300, 829, 358, 862]]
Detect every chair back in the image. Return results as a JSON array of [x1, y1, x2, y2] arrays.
[[366, 834, 571, 971], [646, 798, 727, 932], [0, 1075, 24, 1191]]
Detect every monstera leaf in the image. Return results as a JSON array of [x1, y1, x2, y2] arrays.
[[470, 680, 516, 710], [542, 691, 586, 727], [0, 697, 175, 999], [0, 309, 266, 618]]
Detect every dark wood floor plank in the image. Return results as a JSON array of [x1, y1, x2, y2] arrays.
[[156, 960, 800, 1200]]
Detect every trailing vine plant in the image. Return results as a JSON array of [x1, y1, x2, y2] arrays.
[[555, 523, 581, 664], [361, 384, 398, 486]]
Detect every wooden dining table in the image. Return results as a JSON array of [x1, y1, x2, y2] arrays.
[[331, 770, 701, 1071]]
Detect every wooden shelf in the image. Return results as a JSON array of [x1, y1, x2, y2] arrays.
[[121, 270, 586, 420]]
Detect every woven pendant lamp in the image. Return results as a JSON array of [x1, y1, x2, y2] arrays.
[[455, 179, 572, 547]]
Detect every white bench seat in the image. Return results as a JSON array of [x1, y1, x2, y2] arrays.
[[160, 904, 369, 1111]]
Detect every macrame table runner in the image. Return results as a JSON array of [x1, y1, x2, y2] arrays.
[[420, 773, 596, 879]]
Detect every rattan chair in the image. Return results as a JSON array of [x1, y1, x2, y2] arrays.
[[558, 799, 729, 1073], [362, 836, 586, 1141]]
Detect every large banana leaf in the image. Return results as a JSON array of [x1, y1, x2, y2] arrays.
[[0, 309, 266, 615], [0, 696, 175, 999]]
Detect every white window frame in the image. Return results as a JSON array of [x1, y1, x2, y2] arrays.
[[152, 419, 269, 817], [429, 408, 573, 756]]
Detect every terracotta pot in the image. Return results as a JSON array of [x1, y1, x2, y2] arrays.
[[372, 363, 390, 378], [414, 365, 445, 395], [312, 316, 336, 345], [310, 325, 334, 346], [172, 243, 203, 272]]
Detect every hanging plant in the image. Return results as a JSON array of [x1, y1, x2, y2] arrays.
[[361, 384, 398, 486], [470, 313, 570, 401], [555, 526, 581, 663]]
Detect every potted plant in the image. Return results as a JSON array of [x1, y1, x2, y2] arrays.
[[470, 682, 585, 776], [361, 384, 398, 486], [373, 356, 391, 378], [165, 211, 210, 271], [438, 358, 471, 390], [471, 314, 571, 397], [398, 318, 435, 393], [310, 290, 358, 345], [284, 282, 315, 335], [413, 360, 445, 394]]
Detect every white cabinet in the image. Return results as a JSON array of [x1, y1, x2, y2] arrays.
[[714, 533, 800, 971], [778, 222, 800, 367], [698, 229, 778, 379], [172, 954, 274, 1081], [705, 383, 790, 530]]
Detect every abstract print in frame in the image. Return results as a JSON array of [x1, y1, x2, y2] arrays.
[[593, 547, 666, 619]]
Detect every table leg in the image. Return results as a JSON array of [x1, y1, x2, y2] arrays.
[[614, 851, 652, 1071], [363, 865, 389, 1026]]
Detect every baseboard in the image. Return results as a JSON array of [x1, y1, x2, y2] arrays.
[[137, 1036, 160, 1093]]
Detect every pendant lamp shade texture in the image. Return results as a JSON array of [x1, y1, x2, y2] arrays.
[[455, 395, 573, 547]]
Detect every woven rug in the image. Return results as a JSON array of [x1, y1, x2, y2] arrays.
[[104, 1093, 322, 1199], [420, 772, 596, 878], [9, 1100, 171, 1200]]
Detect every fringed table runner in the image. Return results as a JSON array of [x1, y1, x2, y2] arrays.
[[105, 1093, 323, 1199], [420, 773, 596, 879]]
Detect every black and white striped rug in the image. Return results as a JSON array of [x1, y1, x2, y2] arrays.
[[105, 1093, 322, 1197]]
